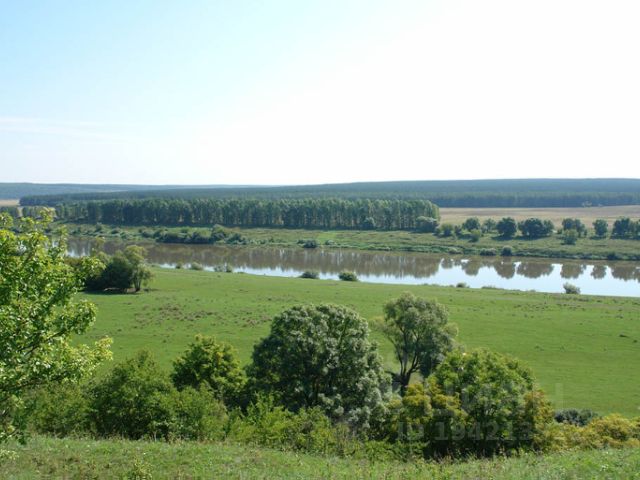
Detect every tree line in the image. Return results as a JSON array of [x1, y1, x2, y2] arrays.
[[51, 198, 440, 230]]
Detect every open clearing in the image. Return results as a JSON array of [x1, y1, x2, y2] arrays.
[[0, 199, 19, 207], [79, 267, 640, 416], [440, 205, 640, 225]]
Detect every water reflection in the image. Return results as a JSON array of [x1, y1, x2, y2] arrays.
[[66, 239, 640, 297]]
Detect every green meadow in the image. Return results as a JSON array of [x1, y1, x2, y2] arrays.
[[3, 436, 640, 479], [79, 267, 640, 416]]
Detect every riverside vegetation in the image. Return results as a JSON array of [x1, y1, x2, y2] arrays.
[[1, 215, 640, 478]]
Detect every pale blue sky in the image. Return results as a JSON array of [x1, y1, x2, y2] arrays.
[[2, 0, 639, 184]]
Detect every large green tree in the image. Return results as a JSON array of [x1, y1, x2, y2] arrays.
[[380, 292, 457, 394], [247, 304, 390, 430], [0, 214, 111, 442]]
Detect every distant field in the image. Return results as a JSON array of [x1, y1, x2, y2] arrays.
[[79, 268, 640, 416], [0, 199, 18, 206], [4, 437, 640, 479], [441, 205, 640, 225]]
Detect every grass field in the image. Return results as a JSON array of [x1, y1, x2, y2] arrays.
[[440, 205, 640, 225], [0, 199, 18, 207], [3, 436, 640, 479], [78, 268, 640, 416]]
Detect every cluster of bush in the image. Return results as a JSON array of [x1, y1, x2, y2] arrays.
[[67, 245, 152, 292], [21, 296, 640, 460], [154, 225, 247, 245], [416, 215, 640, 244]]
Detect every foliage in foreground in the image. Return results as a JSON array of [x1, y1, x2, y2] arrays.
[[0, 214, 111, 443]]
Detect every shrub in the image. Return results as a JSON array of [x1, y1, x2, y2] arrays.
[[27, 383, 93, 437], [362, 217, 377, 230], [469, 229, 482, 242], [563, 282, 580, 294], [518, 218, 555, 238], [338, 270, 358, 282], [562, 229, 579, 245], [189, 262, 204, 271], [438, 223, 455, 237], [171, 335, 246, 406], [389, 349, 554, 457], [593, 219, 608, 238], [302, 239, 318, 249], [496, 217, 517, 238], [554, 408, 599, 427], [501, 245, 514, 256], [300, 270, 320, 279], [416, 216, 439, 233], [462, 217, 481, 232], [247, 304, 391, 430], [456, 282, 469, 288], [479, 248, 497, 256], [166, 386, 228, 441], [482, 219, 497, 233], [91, 351, 176, 439]]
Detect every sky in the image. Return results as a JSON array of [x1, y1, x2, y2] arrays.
[[1, 0, 639, 185]]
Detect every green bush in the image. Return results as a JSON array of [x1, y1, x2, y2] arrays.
[[501, 245, 514, 256], [189, 262, 204, 271], [479, 248, 497, 256], [91, 351, 176, 439], [302, 239, 318, 249], [166, 386, 228, 441], [416, 216, 439, 233], [438, 223, 455, 237], [389, 349, 554, 457], [171, 335, 246, 406], [27, 383, 93, 437], [562, 229, 579, 245], [247, 304, 390, 430], [554, 408, 599, 427], [563, 282, 581, 294], [300, 270, 320, 279], [338, 270, 358, 282], [469, 229, 482, 242]]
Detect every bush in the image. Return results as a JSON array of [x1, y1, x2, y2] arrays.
[[247, 304, 390, 430], [166, 386, 228, 441], [501, 245, 514, 256], [556, 414, 640, 450], [389, 349, 554, 457], [171, 335, 245, 406], [462, 217, 481, 232], [496, 217, 517, 238], [338, 270, 358, 282], [302, 239, 318, 249], [416, 216, 439, 233], [438, 223, 455, 237], [456, 282, 469, 288], [518, 218, 555, 238], [479, 248, 497, 256], [554, 408, 599, 427], [593, 219, 608, 238], [91, 351, 177, 439], [189, 262, 204, 271], [27, 383, 93, 437], [300, 270, 320, 279], [469, 229, 482, 242], [563, 282, 581, 294], [562, 229, 579, 245]]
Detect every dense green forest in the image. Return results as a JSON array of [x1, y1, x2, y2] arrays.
[[51, 198, 439, 230], [19, 179, 640, 207]]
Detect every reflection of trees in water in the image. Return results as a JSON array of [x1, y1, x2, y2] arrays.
[[494, 261, 516, 279], [591, 265, 607, 279], [609, 264, 640, 282], [560, 263, 586, 279], [516, 261, 555, 279], [65, 238, 640, 285]]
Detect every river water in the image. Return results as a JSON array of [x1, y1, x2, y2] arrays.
[[67, 239, 640, 297]]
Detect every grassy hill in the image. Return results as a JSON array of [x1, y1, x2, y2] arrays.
[[78, 268, 640, 416], [3, 436, 639, 479]]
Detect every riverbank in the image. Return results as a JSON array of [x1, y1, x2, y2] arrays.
[[61, 221, 640, 261]]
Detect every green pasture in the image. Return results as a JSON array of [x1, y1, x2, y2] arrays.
[[79, 267, 640, 416]]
